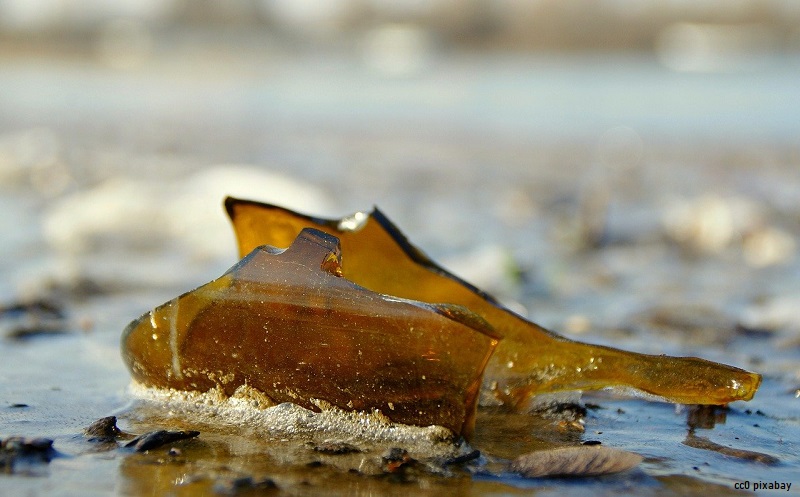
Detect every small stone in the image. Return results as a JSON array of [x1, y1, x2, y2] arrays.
[[124, 430, 199, 452], [1, 436, 56, 471], [84, 416, 122, 442], [511, 446, 642, 478]]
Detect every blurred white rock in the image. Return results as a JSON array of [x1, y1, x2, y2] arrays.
[[362, 23, 435, 77], [656, 22, 779, 73], [0, 128, 70, 195], [662, 194, 760, 254], [260, 0, 356, 37], [739, 294, 800, 335], [42, 176, 165, 253], [165, 165, 334, 261], [662, 193, 795, 266], [742, 225, 795, 267], [42, 165, 334, 264]]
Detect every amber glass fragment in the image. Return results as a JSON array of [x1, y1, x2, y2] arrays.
[[225, 198, 761, 407], [122, 228, 499, 438]]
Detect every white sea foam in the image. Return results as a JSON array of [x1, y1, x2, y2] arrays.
[[126, 381, 471, 473]]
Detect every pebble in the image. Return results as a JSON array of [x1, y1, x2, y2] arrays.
[[84, 416, 123, 442], [124, 430, 199, 452], [510, 446, 642, 478], [1, 436, 56, 472], [42, 166, 333, 261], [662, 194, 760, 254]]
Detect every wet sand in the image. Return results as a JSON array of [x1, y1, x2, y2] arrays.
[[1, 40, 799, 495]]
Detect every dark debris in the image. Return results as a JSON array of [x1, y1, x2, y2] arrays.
[[0, 299, 65, 320], [84, 416, 124, 443], [311, 441, 361, 455], [683, 432, 779, 464], [1, 297, 71, 341], [443, 449, 481, 466], [531, 401, 588, 422], [382, 448, 416, 473], [124, 430, 200, 452], [212, 476, 277, 495], [631, 304, 736, 346], [1, 436, 56, 473]]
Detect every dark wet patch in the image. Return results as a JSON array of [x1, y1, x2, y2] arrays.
[[0, 298, 71, 341], [630, 304, 736, 346], [4, 325, 70, 340], [534, 402, 588, 421], [735, 323, 775, 339], [40, 276, 111, 302], [683, 432, 779, 464], [212, 476, 277, 495], [0, 299, 64, 320]]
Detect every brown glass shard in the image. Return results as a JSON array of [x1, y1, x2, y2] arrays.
[[224, 197, 761, 407], [121, 228, 499, 438]]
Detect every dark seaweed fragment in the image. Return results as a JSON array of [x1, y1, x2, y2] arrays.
[[443, 449, 481, 465], [311, 442, 361, 455], [124, 430, 199, 452]]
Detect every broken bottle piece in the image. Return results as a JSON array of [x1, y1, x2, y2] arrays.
[[224, 197, 761, 407], [121, 228, 499, 438]]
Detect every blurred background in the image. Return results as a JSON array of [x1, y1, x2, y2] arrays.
[[1, 0, 798, 308]]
